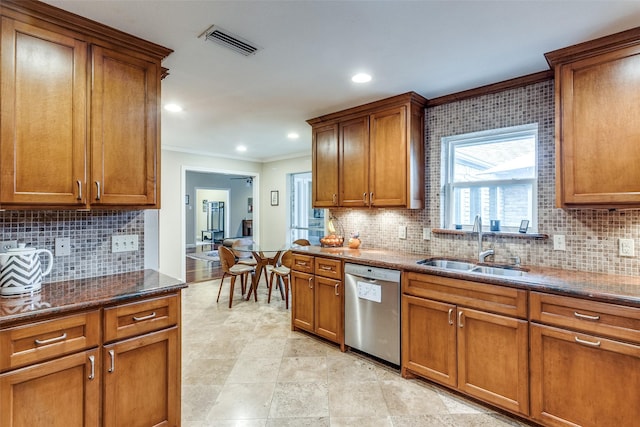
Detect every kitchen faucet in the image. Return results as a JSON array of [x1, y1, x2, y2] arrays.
[[473, 215, 494, 262]]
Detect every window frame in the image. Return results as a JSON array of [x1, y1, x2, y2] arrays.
[[441, 123, 538, 233]]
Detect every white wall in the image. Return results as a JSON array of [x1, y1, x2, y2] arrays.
[[159, 150, 261, 280], [260, 156, 312, 248]]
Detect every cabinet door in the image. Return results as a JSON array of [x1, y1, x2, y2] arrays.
[[401, 295, 457, 387], [291, 271, 315, 332], [557, 45, 640, 207], [103, 327, 180, 427], [0, 17, 87, 206], [530, 323, 640, 427], [457, 308, 529, 415], [339, 116, 369, 207], [314, 276, 342, 344], [369, 106, 407, 207], [312, 124, 339, 207], [0, 349, 100, 426], [91, 45, 159, 207]]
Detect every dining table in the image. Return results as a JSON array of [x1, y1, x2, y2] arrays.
[[233, 243, 287, 301]]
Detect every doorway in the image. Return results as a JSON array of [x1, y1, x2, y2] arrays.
[[184, 169, 257, 284]]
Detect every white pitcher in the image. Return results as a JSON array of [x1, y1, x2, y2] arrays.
[[0, 246, 53, 296]]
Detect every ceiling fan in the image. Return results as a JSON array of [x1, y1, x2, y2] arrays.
[[230, 176, 253, 186]]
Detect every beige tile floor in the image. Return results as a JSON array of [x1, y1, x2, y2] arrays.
[[181, 279, 534, 427]]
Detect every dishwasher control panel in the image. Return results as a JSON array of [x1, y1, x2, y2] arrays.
[[344, 263, 401, 282]]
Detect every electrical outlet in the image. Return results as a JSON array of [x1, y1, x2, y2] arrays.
[[55, 237, 71, 256], [619, 238, 635, 257], [398, 225, 407, 240], [553, 235, 566, 251], [112, 234, 139, 253], [423, 227, 431, 240], [0, 240, 17, 252]]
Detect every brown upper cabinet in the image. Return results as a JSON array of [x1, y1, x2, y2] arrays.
[[0, 0, 172, 209], [546, 26, 640, 208], [308, 92, 426, 209]]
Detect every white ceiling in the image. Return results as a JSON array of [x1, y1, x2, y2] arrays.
[[44, 0, 640, 162]]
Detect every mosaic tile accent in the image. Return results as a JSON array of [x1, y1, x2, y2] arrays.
[[0, 210, 145, 283], [332, 79, 640, 276]]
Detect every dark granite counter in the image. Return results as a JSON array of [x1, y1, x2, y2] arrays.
[[0, 269, 186, 327], [292, 246, 640, 308]]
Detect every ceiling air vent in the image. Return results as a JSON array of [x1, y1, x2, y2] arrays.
[[199, 25, 260, 56]]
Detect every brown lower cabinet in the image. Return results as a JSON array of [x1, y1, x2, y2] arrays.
[[0, 292, 181, 427], [291, 254, 344, 349], [0, 348, 101, 426], [402, 272, 529, 416], [529, 292, 640, 427]]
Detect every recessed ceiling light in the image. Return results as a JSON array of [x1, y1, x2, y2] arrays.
[[236, 145, 247, 152], [351, 73, 372, 83], [287, 132, 299, 139], [164, 103, 183, 112]]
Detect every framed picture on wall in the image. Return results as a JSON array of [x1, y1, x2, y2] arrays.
[[270, 190, 279, 206]]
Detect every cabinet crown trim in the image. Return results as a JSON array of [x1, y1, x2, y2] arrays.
[[545, 25, 640, 68], [307, 91, 427, 125]]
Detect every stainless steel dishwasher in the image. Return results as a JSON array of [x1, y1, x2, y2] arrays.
[[344, 263, 401, 366]]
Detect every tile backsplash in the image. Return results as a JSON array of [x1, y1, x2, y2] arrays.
[[332, 79, 640, 277], [0, 210, 145, 283]]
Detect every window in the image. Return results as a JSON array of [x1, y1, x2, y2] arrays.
[[442, 124, 538, 232], [288, 172, 323, 245]]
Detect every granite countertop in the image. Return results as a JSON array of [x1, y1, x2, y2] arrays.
[[0, 269, 187, 327], [293, 246, 640, 308]]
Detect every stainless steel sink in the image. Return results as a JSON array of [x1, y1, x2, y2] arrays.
[[417, 258, 527, 277], [417, 259, 476, 271], [469, 265, 527, 277]]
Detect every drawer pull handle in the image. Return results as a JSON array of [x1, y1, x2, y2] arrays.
[[448, 308, 454, 325], [132, 312, 156, 322], [77, 180, 83, 200], [458, 311, 464, 328], [88, 355, 95, 380], [34, 332, 67, 345], [574, 311, 600, 321], [334, 283, 340, 296], [95, 181, 101, 200], [320, 266, 333, 271], [575, 336, 601, 347], [108, 349, 115, 373]]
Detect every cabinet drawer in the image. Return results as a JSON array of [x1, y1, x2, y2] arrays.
[[314, 257, 342, 280], [530, 292, 640, 344], [104, 294, 178, 343], [0, 310, 101, 372], [292, 254, 314, 274], [403, 272, 527, 318]]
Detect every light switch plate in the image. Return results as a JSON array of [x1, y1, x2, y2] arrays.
[[112, 234, 139, 253], [553, 235, 566, 251], [423, 227, 431, 240], [398, 225, 407, 240]]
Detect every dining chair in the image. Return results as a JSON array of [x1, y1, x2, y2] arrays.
[[231, 237, 257, 266], [267, 250, 293, 309], [217, 245, 254, 308], [293, 239, 311, 246]]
